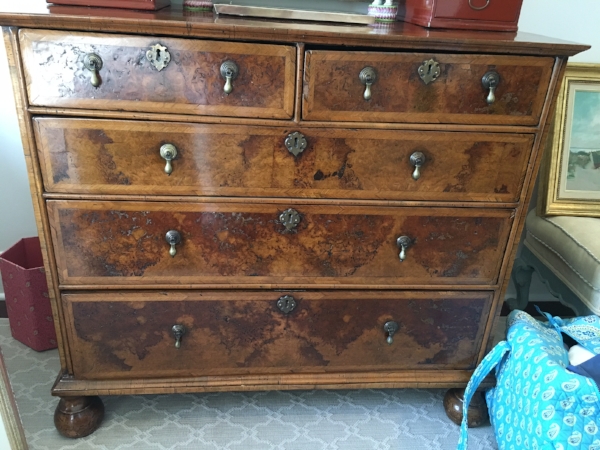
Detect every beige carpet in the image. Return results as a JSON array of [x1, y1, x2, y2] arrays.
[[0, 319, 497, 449]]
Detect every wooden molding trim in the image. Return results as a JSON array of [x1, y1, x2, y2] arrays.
[[0, 348, 28, 450]]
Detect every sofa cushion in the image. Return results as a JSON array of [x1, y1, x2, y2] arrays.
[[524, 209, 600, 314]]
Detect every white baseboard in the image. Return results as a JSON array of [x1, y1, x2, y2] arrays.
[[0, 293, 4, 302]]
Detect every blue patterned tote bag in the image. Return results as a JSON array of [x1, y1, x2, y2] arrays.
[[457, 310, 600, 450]]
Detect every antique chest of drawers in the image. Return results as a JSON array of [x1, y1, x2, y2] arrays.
[[0, 5, 587, 438]]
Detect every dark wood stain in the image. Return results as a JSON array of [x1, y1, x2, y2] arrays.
[[65, 291, 492, 379], [50, 201, 512, 286]]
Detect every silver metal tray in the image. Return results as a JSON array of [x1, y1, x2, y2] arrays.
[[213, 4, 375, 25]]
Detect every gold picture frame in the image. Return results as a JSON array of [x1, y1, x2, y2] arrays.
[[539, 63, 600, 216], [0, 348, 27, 450]]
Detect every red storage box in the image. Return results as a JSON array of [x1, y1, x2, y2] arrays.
[[0, 237, 57, 351], [398, 0, 523, 32], [46, 0, 170, 10]]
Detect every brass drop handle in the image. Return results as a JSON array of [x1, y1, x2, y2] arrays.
[[172, 324, 186, 349], [482, 71, 501, 105], [220, 60, 239, 95], [359, 67, 377, 101], [160, 144, 178, 175], [469, 0, 490, 10], [83, 53, 103, 88], [396, 236, 412, 262], [384, 321, 399, 345], [410, 152, 426, 181], [165, 230, 182, 257]]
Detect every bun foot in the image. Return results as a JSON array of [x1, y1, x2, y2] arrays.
[[443, 388, 488, 427], [54, 396, 104, 438]]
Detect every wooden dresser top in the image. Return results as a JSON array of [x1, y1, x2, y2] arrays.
[[0, 4, 589, 56]]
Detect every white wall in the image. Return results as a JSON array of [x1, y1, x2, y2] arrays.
[[0, 0, 599, 300]]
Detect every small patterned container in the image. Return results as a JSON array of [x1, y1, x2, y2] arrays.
[[0, 237, 56, 351], [368, 1, 398, 23], [183, 0, 213, 11]]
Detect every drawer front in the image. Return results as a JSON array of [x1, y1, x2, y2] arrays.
[[303, 51, 553, 125], [20, 30, 295, 119], [63, 290, 493, 379], [35, 117, 533, 202], [48, 201, 513, 287]]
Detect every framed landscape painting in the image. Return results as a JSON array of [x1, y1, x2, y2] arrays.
[[539, 64, 600, 216]]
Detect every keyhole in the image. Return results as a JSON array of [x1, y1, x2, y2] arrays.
[[156, 49, 161, 61]]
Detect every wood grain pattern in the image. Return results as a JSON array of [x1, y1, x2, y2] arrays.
[[303, 51, 553, 125], [63, 290, 492, 379], [34, 117, 533, 202], [48, 200, 513, 287], [19, 29, 295, 119]]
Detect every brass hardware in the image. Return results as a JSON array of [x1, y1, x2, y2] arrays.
[[396, 236, 412, 262], [284, 132, 308, 157], [409, 151, 426, 181], [418, 59, 441, 85], [359, 67, 377, 101], [276, 295, 297, 314], [171, 324, 186, 349], [83, 53, 103, 88], [165, 230, 182, 257], [279, 208, 301, 232], [482, 71, 501, 105], [220, 60, 239, 95], [146, 44, 171, 71], [469, 0, 490, 10], [160, 144, 178, 176], [384, 321, 399, 345]]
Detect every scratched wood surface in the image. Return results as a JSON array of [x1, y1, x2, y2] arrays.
[[303, 51, 554, 125], [19, 29, 296, 119], [34, 117, 533, 202], [48, 200, 513, 287], [62, 290, 493, 379]]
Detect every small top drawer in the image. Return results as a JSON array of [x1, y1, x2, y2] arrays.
[[303, 50, 553, 125], [19, 29, 296, 119]]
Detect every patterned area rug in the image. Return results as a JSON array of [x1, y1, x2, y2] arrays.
[[0, 319, 497, 449]]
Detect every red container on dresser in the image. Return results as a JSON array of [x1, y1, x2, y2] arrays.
[[46, 0, 170, 10], [0, 237, 57, 351], [398, 0, 524, 32]]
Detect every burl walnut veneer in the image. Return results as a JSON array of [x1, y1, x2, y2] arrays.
[[0, 4, 588, 438]]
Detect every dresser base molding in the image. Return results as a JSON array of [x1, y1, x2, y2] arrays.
[[51, 370, 494, 397]]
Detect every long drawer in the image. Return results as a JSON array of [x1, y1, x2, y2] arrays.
[[48, 200, 513, 287], [303, 50, 554, 125], [34, 118, 533, 203], [19, 30, 296, 119], [62, 290, 493, 379]]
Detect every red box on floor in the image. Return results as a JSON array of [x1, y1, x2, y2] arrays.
[[0, 237, 57, 351]]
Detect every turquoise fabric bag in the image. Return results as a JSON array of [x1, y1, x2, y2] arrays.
[[458, 310, 600, 450]]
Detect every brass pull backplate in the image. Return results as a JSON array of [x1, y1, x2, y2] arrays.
[[220, 60, 239, 95], [165, 230, 182, 257], [409, 151, 426, 181], [384, 321, 399, 345], [396, 236, 412, 262], [482, 71, 501, 105], [359, 66, 377, 101], [172, 324, 186, 349], [160, 144, 178, 175]]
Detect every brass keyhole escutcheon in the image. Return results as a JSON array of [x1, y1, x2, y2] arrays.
[[160, 144, 178, 175], [146, 44, 171, 71], [284, 132, 308, 157], [482, 71, 501, 105], [276, 295, 297, 314], [279, 208, 301, 232], [409, 152, 426, 181], [418, 59, 441, 85], [220, 60, 239, 95], [83, 53, 103, 88], [359, 67, 377, 101]]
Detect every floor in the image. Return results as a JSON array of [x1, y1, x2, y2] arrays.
[[0, 319, 498, 450]]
